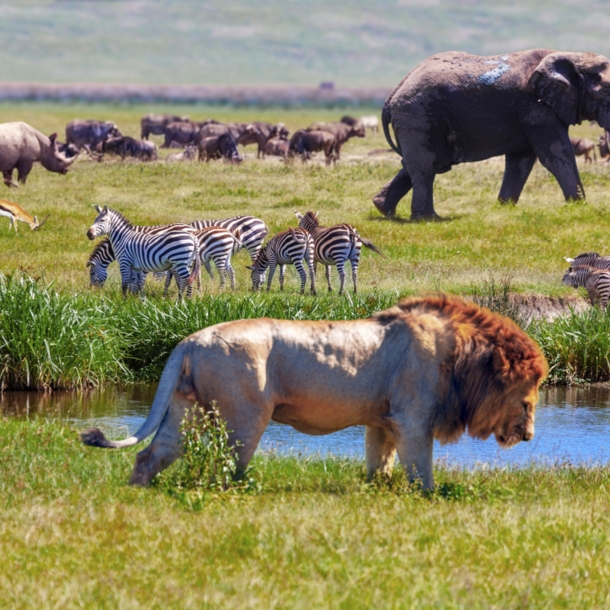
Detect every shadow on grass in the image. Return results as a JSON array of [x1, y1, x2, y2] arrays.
[[366, 213, 461, 224]]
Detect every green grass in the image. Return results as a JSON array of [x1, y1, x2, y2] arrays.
[[1, 418, 610, 608], [3, 1, 610, 87]]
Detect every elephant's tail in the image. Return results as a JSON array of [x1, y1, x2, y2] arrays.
[[80, 342, 190, 449], [382, 103, 402, 156]]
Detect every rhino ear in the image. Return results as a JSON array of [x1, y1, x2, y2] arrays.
[[49, 133, 57, 144], [529, 54, 584, 126]]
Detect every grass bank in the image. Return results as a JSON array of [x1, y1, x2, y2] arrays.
[[0, 272, 608, 389], [1, 418, 610, 608]]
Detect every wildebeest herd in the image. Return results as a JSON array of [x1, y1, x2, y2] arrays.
[[62, 113, 376, 165]]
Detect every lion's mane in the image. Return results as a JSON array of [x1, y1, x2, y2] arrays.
[[374, 294, 548, 443]]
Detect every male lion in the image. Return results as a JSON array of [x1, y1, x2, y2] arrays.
[[81, 295, 548, 489]]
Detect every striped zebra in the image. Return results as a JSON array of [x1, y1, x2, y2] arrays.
[[189, 215, 268, 262], [161, 226, 241, 292], [565, 252, 610, 269], [247, 228, 316, 294], [295, 210, 383, 295], [87, 221, 195, 291], [86, 205, 200, 299], [562, 265, 610, 308]]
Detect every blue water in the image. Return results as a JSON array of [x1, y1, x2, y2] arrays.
[[2, 384, 610, 468]]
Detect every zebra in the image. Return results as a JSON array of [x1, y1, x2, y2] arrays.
[[295, 210, 383, 295], [562, 265, 610, 308], [86, 221, 195, 291], [189, 215, 268, 262], [86, 205, 200, 299], [160, 226, 242, 292], [565, 252, 610, 269], [247, 228, 316, 295]]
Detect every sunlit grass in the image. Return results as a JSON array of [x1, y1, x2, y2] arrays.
[[2, 418, 610, 608]]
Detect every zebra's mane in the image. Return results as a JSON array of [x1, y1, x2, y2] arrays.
[[105, 208, 133, 229], [304, 211, 320, 226], [574, 251, 601, 259], [88, 238, 113, 263]]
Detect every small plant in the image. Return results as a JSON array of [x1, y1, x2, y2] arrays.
[[162, 402, 244, 492]]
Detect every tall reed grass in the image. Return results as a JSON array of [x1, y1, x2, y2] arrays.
[[1, 273, 608, 389]]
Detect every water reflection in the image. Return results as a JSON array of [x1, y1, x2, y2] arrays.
[[2, 384, 610, 468]]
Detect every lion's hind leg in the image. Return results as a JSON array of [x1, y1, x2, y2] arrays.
[[365, 426, 396, 479]]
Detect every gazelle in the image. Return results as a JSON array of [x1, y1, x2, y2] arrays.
[[0, 199, 49, 232]]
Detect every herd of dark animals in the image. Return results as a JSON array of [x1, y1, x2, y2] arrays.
[[57, 114, 374, 166]]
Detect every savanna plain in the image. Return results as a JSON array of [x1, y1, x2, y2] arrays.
[[3, 103, 610, 608]]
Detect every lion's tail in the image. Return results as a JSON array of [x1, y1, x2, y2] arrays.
[[80, 343, 189, 449]]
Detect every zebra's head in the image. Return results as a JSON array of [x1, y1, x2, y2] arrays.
[[294, 210, 319, 231], [87, 259, 108, 288], [87, 239, 114, 287], [87, 205, 112, 240], [246, 246, 269, 291]]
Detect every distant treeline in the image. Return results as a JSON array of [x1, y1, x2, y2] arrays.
[[0, 83, 389, 107]]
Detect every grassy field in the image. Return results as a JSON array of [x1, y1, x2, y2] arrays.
[[3, 1, 610, 87], [1, 102, 610, 297], [1, 418, 610, 608]]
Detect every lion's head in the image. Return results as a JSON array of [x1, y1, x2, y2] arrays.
[[394, 295, 548, 447]]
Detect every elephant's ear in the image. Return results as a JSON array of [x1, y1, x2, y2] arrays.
[[529, 54, 584, 126]]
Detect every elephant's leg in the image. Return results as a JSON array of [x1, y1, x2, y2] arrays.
[[372, 167, 412, 217], [531, 135, 585, 201], [498, 151, 537, 204], [365, 426, 396, 478], [409, 168, 438, 220]]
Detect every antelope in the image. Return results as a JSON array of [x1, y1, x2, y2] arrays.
[[0, 199, 49, 232]]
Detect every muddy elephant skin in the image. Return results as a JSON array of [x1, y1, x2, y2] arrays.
[[375, 49, 610, 220]]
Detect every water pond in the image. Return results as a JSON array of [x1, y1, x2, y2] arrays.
[[2, 384, 610, 468]]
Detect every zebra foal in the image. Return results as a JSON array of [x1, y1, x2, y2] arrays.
[[295, 210, 382, 295], [562, 265, 610, 309], [87, 205, 200, 299], [247, 228, 316, 294]]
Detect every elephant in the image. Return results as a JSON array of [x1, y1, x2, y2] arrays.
[[373, 49, 610, 220]]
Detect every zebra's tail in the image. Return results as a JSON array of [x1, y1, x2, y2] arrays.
[[352, 227, 384, 256], [189, 242, 201, 285], [232, 228, 243, 254], [81, 342, 189, 449]]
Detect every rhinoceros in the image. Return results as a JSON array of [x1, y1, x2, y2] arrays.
[[0, 122, 76, 187]]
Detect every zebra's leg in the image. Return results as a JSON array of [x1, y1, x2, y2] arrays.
[[279, 265, 286, 291], [293, 259, 307, 295], [214, 255, 227, 290], [306, 253, 316, 296], [336, 261, 347, 296], [266, 259, 277, 292], [350, 250, 360, 294], [163, 271, 173, 296], [325, 265, 332, 292], [227, 259, 236, 290], [203, 260, 214, 280], [119, 261, 134, 297]]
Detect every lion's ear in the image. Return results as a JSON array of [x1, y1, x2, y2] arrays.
[[492, 347, 510, 375]]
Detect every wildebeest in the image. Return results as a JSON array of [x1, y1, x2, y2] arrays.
[[141, 114, 190, 140], [198, 133, 242, 163], [0, 122, 76, 187], [162, 120, 221, 148], [197, 123, 249, 145], [101, 136, 157, 161], [570, 136, 597, 163], [306, 122, 365, 159], [264, 136, 290, 158], [236, 123, 288, 158], [65, 120, 121, 155], [165, 145, 197, 162], [289, 130, 336, 165]]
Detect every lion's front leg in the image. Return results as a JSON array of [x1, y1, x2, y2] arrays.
[[395, 429, 434, 490], [365, 426, 396, 478]]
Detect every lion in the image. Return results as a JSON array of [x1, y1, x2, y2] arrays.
[[81, 295, 548, 489]]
